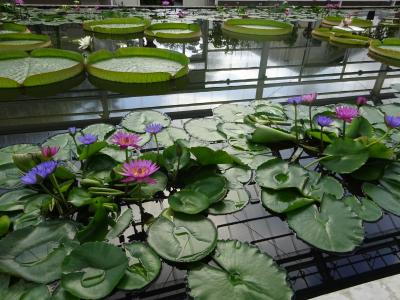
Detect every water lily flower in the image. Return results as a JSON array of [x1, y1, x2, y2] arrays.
[[78, 36, 92, 50], [15, 0, 24, 5], [79, 134, 97, 145], [162, 0, 170, 6], [120, 159, 159, 184], [68, 127, 77, 135], [21, 161, 58, 185], [316, 116, 333, 127], [145, 123, 163, 134], [41, 146, 59, 158], [287, 96, 303, 105], [385, 116, 400, 129], [111, 131, 141, 150], [356, 96, 368, 107], [302, 93, 317, 104], [335, 106, 358, 123]]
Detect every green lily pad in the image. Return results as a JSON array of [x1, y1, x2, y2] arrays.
[[0, 189, 37, 212], [321, 138, 369, 173], [118, 242, 161, 290], [187, 240, 293, 300], [208, 189, 250, 215], [121, 110, 171, 133], [0, 144, 39, 166], [304, 174, 344, 200], [223, 166, 252, 188], [147, 211, 217, 263], [20, 285, 50, 300], [0, 221, 78, 283], [287, 195, 364, 253], [156, 127, 190, 147], [218, 123, 254, 139], [168, 190, 210, 214], [362, 183, 400, 216], [106, 208, 132, 240], [261, 188, 316, 214], [346, 117, 374, 139], [191, 147, 243, 166], [343, 196, 382, 222], [61, 242, 128, 299], [81, 123, 115, 141], [42, 133, 76, 161], [250, 124, 296, 144], [0, 164, 24, 189], [186, 176, 228, 204], [256, 159, 308, 191], [213, 104, 255, 122], [184, 118, 226, 142]]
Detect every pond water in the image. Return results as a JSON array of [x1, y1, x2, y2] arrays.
[[1, 17, 400, 300]]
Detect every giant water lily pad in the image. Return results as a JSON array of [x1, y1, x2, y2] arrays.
[[0, 49, 83, 88], [118, 242, 161, 290], [256, 159, 308, 191], [222, 19, 293, 37], [0, 221, 78, 283], [147, 211, 217, 263], [287, 195, 364, 252], [83, 18, 150, 34], [187, 240, 293, 300], [145, 22, 201, 40], [185, 118, 226, 142], [87, 48, 189, 83], [0, 33, 51, 52], [61, 242, 128, 299], [121, 110, 171, 133], [321, 138, 369, 173]]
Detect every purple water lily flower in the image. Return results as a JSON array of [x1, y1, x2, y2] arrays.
[[145, 123, 163, 134], [162, 0, 170, 6], [21, 161, 58, 185], [79, 134, 97, 145], [287, 96, 303, 105], [385, 116, 400, 129], [316, 116, 333, 127], [335, 106, 358, 123], [68, 127, 77, 135]]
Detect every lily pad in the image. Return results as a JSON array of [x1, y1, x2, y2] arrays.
[[106, 208, 132, 240], [42, 133, 76, 161], [187, 240, 293, 300], [184, 118, 226, 142], [256, 159, 308, 191], [81, 123, 115, 141], [218, 123, 254, 139], [61, 242, 128, 299], [213, 104, 255, 123], [156, 127, 190, 147], [223, 166, 252, 188], [362, 183, 400, 216], [168, 190, 210, 214], [343, 196, 382, 222], [0, 189, 37, 212], [208, 189, 250, 215], [287, 195, 364, 253], [261, 188, 316, 214], [0, 144, 39, 166], [147, 211, 217, 263], [0, 221, 78, 283], [121, 110, 171, 133], [118, 242, 161, 290], [321, 138, 369, 173]]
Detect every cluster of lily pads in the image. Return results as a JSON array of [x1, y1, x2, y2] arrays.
[[0, 96, 400, 298]]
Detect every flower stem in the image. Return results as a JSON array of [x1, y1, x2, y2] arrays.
[[154, 134, 160, 158], [125, 148, 129, 162], [304, 155, 332, 169], [50, 174, 66, 203], [39, 182, 63, 215], [309, 105, 313, 129], [342, 121, 346, 139], [366, 130, 392, 148], [320, 125, 324, 153], [294, 105, 299, 143]]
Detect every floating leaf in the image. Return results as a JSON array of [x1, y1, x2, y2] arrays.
[[168, 190, 211, 214], [106, 208, 132, 240], [0, 221, 78, 283], [208, 189, 250, 215], [61, 242, 128, 299], [362, 183, 400, 216], [261, 188, 316, 214], [191, 147, 243, 166], [0, 144, 39, 166], [187, 240, 293, 300], [0, 164, 23, 189], [213, 104, 255, 122], [121, 110, 171, 133], [287, 195, 364, 252], [42, 134, 76, 161], [346, 116, 374, 139], [0, 189, 37, 212], [223, 166, 252, 188], [81, 123, 115, 141], [186, 176, 227, 204], [184, 118, 226, 142], [147, 211, 217, 263], [321, 138, 369, 173], [218, 123, 254, 139], [250, 124, 296, 144], [156, 127, 190, 147], [256, 159, 308, 191], [118, 243, 161, 290], [20, 284, 50, 300], [343, 196, 382, 222]]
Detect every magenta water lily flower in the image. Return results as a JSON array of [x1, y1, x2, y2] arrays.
[[385, 116, 400, 129], [15, 0, 24, 5], [356, 96, 368, 107], [111, 131, 141, 149], [79, 134, 97, 145], [41, 146, 59, 158], [21, 161, 58, 185], [302, 93, 317, 104], [335, 106, 358, 123], [120, 159, 159, 184], [145, 123, 163, 134], [162, 0, 170, 6]]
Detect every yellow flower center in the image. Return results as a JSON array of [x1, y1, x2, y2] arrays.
[[133, 167, 148, 177]]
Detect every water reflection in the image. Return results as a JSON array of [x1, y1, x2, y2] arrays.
[[0, 19, 399, 135]]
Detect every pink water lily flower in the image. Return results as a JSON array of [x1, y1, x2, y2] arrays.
[[120, 159, 159, 184], [41, 146, 59, 158], [302, 92, 318, 104], [111, 131, 141, 150], [335, 106, 358, 123]]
